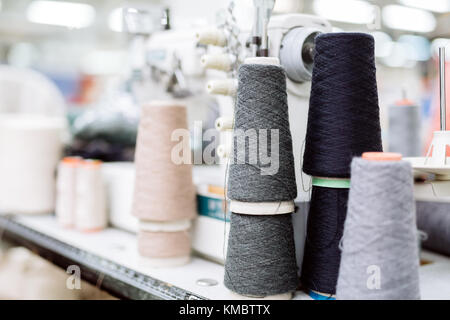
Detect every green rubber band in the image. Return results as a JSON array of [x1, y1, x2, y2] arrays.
[[312, 177, 351, 189]]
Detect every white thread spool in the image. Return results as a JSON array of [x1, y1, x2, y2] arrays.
[[215, 117, 233, 131], [207, 79, 237, 96], [0, 114, 64, 214], [217, 143, 232, 159], [55, 157, 81, 228], [196, 29, 227, 47], [229, 57, 295, 216], [74, 160, 107, 232], [201, 54, 233, 72], [102, 162, 137, 233]]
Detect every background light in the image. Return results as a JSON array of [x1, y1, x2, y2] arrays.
[[371, 31, 393, 58], [399, 0, 450, 13], [380, 41, 416, 68], [273, 0, 303, 13], [382, 5, 436, 33], [313, 0, 374, 24], [398, 35, 431, 61], [26, 1, 96, 29], [108, 7, 124, 32], [431, 38, 450, 59]]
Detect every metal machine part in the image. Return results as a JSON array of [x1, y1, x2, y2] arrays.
[[252, 0, 275, 57], [267, 14, 331, 96], [267, 14, 332, 202], [439, 47, 446, 131], [279, 27, 321, 83]]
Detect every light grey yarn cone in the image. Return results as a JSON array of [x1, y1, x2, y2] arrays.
[[388, 104, 421, 157], [336, 158, 420, 300]]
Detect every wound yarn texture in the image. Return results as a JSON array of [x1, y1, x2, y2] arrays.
[[301, 33, 383, 295], [227, 63, 297, 202], [132, 103, 197, 221], [301, 187, 349, 294], [302, 33, 382, 178], [416, 201, 450, 257], [336, 158, 420, 300], [224, 61, 298, 297], [138, 230, 191, 258], [224, 213, 299, 296]]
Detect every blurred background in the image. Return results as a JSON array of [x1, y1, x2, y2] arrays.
[[1, 0, 449, 153]]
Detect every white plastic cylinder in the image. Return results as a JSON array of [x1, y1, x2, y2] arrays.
[[196, 29, 227, 47], [0, 114, 64, 214], [207, 79, 237, 96], [74, 160, 107, 232], [201, 54, 233, 71], [215, 117, 233, 131], [244, 56, 280, 66], [55, 157, 81, 228]]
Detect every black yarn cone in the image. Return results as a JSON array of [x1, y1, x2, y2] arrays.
[[301, 33, 383, 296], [303, 33, 382, 178]]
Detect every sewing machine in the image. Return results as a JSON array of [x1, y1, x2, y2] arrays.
[[106, 3, 332, 264], [193, 8, 331, 263]]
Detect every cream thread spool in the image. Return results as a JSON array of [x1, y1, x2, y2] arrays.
[[132, 101, 197, 222], [74, 160, 107, 232], [56, 157, 82, 228], [215, 117, 233, 131], [207, 79, 238, 96], [138, 220, 192, 268], [201, 54, 233, 72], [217, 143, 232, 159], [229, 56, 295, 216], [137, 227, 192, 268], [133, 101, 196, 267], [196, 29, 227, 47]]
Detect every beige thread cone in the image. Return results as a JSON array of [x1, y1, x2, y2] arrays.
[[132, 101, 197, 221], [138, 230, 192, 258]]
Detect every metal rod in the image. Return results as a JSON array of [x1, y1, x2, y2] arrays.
[[439, 47, 446, 131]]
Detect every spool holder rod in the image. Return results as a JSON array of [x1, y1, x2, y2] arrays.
[[439, 47, 446, 131], [252, 0, 274, 57]]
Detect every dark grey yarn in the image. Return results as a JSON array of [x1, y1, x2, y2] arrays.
[[227, 63, 297, 202], [388, 105, 421, 157], [224, 62, 298, 297], [224, 212, 299, 296], [416, 201, 450, 256]]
